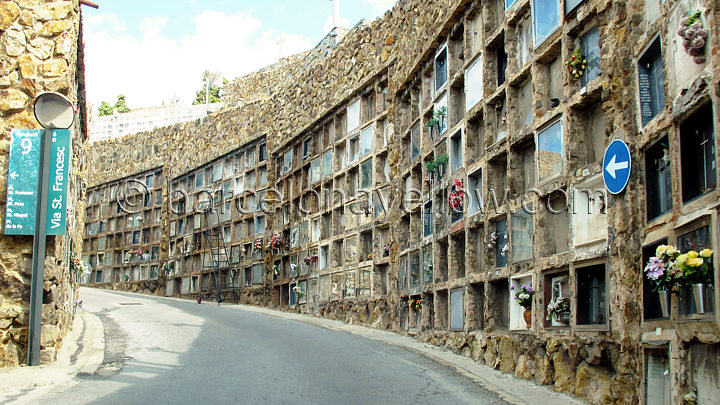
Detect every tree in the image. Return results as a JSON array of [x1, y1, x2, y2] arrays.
[[114, 94, 131, 113], [193, 71, 226, 105], [98, 101, 113, 116]]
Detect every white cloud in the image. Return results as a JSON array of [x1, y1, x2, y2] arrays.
[[362, 0, 397, 17], [323, 13, 351, 33], [83, 11, 313, 110]]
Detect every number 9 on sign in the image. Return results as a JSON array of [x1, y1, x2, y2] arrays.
[[21, 138, 32, 154]]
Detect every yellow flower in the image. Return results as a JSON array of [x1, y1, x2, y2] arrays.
[[687, 251, 699, 259], [675, 254, 688, 265], [656, 245, 668, 257], [700, 248, 713, 258], [687, 258, 704, 267], [666, 245, 679, 256]]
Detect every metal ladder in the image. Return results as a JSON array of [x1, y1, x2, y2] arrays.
[[201, 202, 231, 305]]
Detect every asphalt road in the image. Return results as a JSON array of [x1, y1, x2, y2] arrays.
[[37, 288, 507, 405]]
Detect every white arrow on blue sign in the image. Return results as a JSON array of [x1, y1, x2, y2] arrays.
[[603, 139, 632, 195]]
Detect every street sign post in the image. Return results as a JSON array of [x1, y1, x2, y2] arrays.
[[5, 130, 41, 235], [4, 128, 71, 366], [603, 139, 632, 195]]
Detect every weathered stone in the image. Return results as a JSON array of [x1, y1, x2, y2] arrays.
[[36, 2, 73, 21], [574, 362, 613, 405], [0, 89, 28, 111], [553, 350, 576, 394], [38, 20, 71, 37], [17, 55, 36, 79], [4, 26, 27, 57], [28, 37, 54, 60], [41, 58, 67, 77], [54, 31, 72, 55], [515, 354, 535, 380], [497, 336, 516, 374], [0, 1, 20, 31]]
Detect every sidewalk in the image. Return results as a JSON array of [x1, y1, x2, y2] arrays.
[[227, 303, 586, 405], [0, 310, 105, 404]]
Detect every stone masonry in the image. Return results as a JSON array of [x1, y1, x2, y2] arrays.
[[83, 0, 720, 403], [0, 0, 86, 366]]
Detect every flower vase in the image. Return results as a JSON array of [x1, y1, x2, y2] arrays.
[[692, 284, 709, 314], [523, 309, 532, 328], [658, 288, 670, 318]]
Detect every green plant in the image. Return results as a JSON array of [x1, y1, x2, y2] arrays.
[[425, 106, 447, 133], [426, 160, 438, 173], [565, 48, 587, 79], [435, 153, 448, 166]]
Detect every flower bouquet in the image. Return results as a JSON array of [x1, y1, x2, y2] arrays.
[[678, 10, 708, 64], [511, 283, 534, 310], [409, 299, 423, 312], [565, 48, 587, 79], [448, 179, 464, 211], [546, 296, 570, 322]]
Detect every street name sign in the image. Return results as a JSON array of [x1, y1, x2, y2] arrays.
[[5, 129, 41, 235], [4, 129, 70, 235], [603, 139, 631, 195], [46, 129, 70, 235]]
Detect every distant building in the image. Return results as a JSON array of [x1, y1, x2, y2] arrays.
[[88, 102, 224, 142]]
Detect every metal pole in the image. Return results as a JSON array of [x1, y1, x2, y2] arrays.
[[27, 129, 52, 366]]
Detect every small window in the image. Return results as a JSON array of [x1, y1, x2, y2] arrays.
[[310, 158, 321, 184], [303, 137, 313, 159], [505, 0, 518, 9], [347, 100, 360, 133], [494, 218, 508, 267], [258, 143, 267, 162], [637, 38, 666, 127], [511, 212, 533, 262], [256, 215, 266, 234], [497, 47, 507, 86], [536, 119, 563, 182], [132, 230, 140, 244], [360, 159, 373, 189], [213, 163, 223, 183], [565, 0, 585, 14], [532, 0, 560, 46], [449, 129, 463, 173], [644, 349, 671, 404], [360, 125, 373, 158], [424, 201, 433, 237], [465, 57, 483, 110], [435, 47, 448, 91], [450, 288, 464, 330], [323, 150, 333, 177], [576, 264, 607, 326], [580, 27, 601, 86], [145, 174, 154, 189], [467, 169, 482, 215], [410, 124, 421, 160], [283, 149, 293, 173], [348, 136, 360, 162], [252, 264, 263, 285], [645, 135, 672, 220], [680, 103, 716, 202]]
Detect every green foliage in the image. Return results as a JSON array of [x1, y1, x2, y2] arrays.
[[114, 94, 131, 113], [98, 95, 131, 115], [435, 153, 449, 165], [98, 101, 113, 116], [193, 78, 227, 105], [426, 154, 449, 173]]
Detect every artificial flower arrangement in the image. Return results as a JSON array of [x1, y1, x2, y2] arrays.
[[678, 10, 709, 64], [303, 255, 319, 265], [565, 48, 587, 79], [290, 263, 298, 274], [130, 246, 150, 256], [448, 178, 464, 211], [69, 252, 91, 275], [162, 260, 174, 275], [644, 244, 714, 289], [425, 106, 447, 135], [546, 295, 570, 321], [511, 282, 534, 310], [292, 285, 304, 301], [424, 261, 434, 279], [209, 185, 223, 199], [383, 244, 390, 256], [253, 238, 265, 253], [409, 299, 423, 312], [270, 233, 283, 249], [273, 264, 280, 276]]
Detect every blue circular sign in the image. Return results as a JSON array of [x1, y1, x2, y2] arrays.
[[603, 139, 631, 195]]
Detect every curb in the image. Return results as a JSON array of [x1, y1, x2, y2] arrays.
[[0, 310, 105, 404]]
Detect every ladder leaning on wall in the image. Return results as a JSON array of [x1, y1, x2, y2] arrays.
[[200, 198, 234, 305]]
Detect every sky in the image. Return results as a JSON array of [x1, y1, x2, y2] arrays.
[[82, 0, 397, 111]]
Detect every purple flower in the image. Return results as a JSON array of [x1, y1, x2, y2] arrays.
[[510, 285, 515, 290], [644, 257, 666, 280]]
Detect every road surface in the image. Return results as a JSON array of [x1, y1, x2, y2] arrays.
[[36, 288, 507, 404]]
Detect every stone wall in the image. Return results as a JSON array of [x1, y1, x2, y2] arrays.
[[81, 0, 720, 403], [0, 0, 86, 366]]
